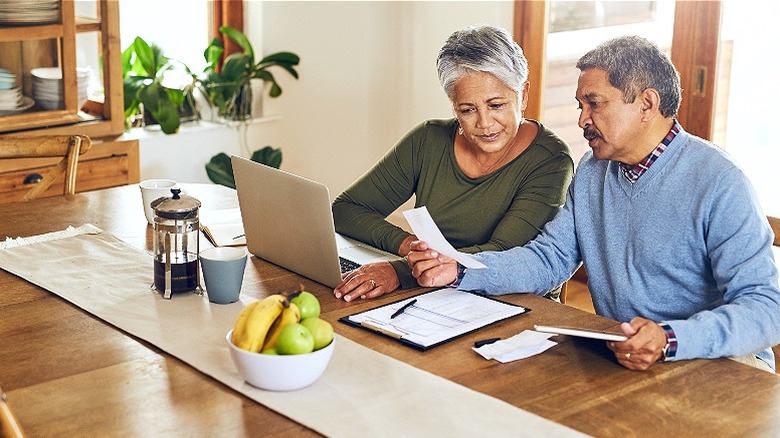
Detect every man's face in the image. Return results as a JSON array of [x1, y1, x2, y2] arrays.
[[575, 68, 645, 164]]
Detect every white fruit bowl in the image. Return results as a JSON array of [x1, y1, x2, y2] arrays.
[[226, 330, 335, 391]]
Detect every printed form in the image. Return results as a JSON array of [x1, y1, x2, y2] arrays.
[[345, 288, 527, 349]]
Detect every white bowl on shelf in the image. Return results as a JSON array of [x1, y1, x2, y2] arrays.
[[226, 329, 335, 391], [0, 96, 35, 116]]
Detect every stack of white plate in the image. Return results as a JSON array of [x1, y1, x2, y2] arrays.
[[0, 69, 35, 116], [0, 0, 60, 25], [31, 67, 89, 111]]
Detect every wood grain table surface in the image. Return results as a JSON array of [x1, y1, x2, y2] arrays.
[[1, 184, 778, 437]]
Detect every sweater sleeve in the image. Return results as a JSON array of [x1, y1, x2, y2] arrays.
[[332, 122, 426, 254], [662, 168, 780, 363], [457, 177, 584, 296]]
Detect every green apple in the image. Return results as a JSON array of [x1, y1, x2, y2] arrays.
[[300, 317, 334, 351], [290, 291, 321, 320], [275, 323, 315, 355], [261, 348, 278, 355]]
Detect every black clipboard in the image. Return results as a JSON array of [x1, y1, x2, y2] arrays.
[[338, 288, 530, 351]]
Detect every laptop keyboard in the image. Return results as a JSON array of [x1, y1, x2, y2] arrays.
[[339, 256, 361, 273]]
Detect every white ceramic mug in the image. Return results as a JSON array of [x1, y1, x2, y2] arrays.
[[139, 179, 177, 224]]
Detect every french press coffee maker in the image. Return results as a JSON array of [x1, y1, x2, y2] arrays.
[[150, 187, 202, 299]]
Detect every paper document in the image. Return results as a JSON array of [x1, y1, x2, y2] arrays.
[[200, 208, 246, 247], [341, 288, 528, 350], [402, 206, 487, 269], [473, 330, 557, 363]]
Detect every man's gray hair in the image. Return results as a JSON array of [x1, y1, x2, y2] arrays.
[[437, 24, 528, 100], [576, 35, 681, 118]]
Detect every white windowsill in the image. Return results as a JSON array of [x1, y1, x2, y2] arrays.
[[123, 114, 282, 141]]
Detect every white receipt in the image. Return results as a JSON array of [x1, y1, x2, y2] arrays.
[[402, 206, 487, 269], [473, 330, 558, 363]]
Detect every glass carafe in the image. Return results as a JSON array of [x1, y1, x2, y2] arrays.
[[151, 187, 201, 298]]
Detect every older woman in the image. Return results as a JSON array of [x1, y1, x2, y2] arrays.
[[332, 24, 573, 302]]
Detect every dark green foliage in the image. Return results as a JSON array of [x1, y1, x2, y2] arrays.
[[206, 146, 283, 188]]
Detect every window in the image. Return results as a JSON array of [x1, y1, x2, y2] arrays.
[[541, 1, 676, 162], [716, 1, 780, 216], [118, 0, 210, 75]]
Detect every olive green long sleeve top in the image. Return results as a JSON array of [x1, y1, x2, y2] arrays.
[[332, 118, 574, 289]]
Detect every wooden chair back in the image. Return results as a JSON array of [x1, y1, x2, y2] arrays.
[[768, 216, 780, 248], [0, 135, 91, 200], [769, 216, 780, 373], [0, 385, 26, 438]]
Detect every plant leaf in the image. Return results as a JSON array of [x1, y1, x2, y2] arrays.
[[259, 52, 300, 65], [205, 152, 236, 188], [251, 146, 283, 169], [219, 26, 254, 62], [221, 53, 252, 81], [132, 37, 157, 77], [203, 37, 224, 71]]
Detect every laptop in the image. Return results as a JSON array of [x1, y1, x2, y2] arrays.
[[231, 155, 397, 288]]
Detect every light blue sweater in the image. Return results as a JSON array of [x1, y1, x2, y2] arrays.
[[459, 127, 780, 368]]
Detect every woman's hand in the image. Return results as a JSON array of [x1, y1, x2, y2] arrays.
[[333, 261, 400, 302], [407, 241, 458, 287]]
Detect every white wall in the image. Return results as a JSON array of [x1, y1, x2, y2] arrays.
[[252, 1, 513, 195], [137, 1, 514, 198]]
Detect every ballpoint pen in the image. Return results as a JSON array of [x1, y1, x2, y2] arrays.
[[390, 298, 417, 319]]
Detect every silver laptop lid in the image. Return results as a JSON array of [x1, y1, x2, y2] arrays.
[[231, 155, 344, 287]]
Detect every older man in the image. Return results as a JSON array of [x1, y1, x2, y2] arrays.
[[408, 36, 780, 372]]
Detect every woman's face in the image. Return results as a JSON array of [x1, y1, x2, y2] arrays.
[[451, 71, 526, 154]]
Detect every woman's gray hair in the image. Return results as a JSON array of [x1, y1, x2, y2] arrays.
[[437, 24, 528, 100], [576, 35, 681, 118]]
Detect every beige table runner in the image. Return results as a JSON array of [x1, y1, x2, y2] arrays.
[[0, 226, 586, 438]]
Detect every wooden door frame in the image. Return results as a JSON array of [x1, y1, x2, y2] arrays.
[[513, 1, 548, 121], [670, 1, 722, 139]]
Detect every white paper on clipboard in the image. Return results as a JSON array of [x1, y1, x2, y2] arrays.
[[402, 206, 487, 269]]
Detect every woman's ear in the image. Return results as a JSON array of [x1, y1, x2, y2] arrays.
[[521, 81, 530, 112]]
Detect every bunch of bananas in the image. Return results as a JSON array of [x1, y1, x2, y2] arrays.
[[231, 293, 301, 353]]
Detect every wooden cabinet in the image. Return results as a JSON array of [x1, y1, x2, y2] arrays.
[[0, 138, 139, 204], [0, 1, 124, 137], [0, 1, 138, 203]]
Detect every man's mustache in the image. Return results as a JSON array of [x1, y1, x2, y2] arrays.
[[583, 127, 601, 141]]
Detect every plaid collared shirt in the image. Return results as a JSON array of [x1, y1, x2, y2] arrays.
[[620, 120, 681, 183]]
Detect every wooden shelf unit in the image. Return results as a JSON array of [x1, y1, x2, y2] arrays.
[[0, 1, 137, 204]]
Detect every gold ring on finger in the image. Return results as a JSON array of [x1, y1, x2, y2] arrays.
[[369, 279, 377, 288]]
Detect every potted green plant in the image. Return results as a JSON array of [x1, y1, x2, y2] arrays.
[[199, 26, 300, 121], [122, 36, 198, 134], [206, 146, 282, 189], [200, 26, 299, 188]]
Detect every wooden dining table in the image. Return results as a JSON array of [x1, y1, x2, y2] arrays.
[[1, 183, 779, 437]]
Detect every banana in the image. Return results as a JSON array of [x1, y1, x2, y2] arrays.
[[262, 302, 301, 352], [231, 299, 261, 345], [236, 294, 289, 352]]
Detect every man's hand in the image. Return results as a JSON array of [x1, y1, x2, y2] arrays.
[[406, 241, 458, 287], [607, 317, 668, 370]]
